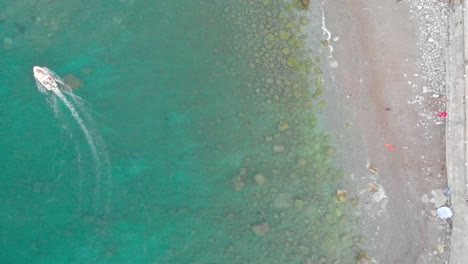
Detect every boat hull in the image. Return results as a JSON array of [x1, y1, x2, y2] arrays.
[[33, 66, 58, 91]]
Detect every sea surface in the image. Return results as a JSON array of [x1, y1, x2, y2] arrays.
[[1, 1, 362, 263]]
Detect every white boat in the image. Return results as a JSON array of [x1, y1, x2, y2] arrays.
[[33, 66, 58, 91]]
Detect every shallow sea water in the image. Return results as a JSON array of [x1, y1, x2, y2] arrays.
[[1, 1, 362, 263]]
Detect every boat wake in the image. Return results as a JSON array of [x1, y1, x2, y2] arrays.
[[35, 67, 112, 215], [319, 0, 339, 68]]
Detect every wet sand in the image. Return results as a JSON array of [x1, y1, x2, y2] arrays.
[[321, 0, 450, 263]]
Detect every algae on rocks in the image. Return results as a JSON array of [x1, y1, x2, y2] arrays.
[[224, 0, 362, 262], [293, 0, 310, 10]]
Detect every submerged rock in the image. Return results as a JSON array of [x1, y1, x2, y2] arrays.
[[294, 199, 304, 210], [3, 37, 13, 50], [231, 175, 245, 191], [81, 67, 93, 75], [239, 167, 248, 176], [253, 173, 268, 185], [251, 222, 270, 236], [279, 31, 290, 41], [273, 144, 285, 152], [274, 193, 292, 208], [297, 158, 307, 167], [15, 23, 26, 33], [336, 189, 347, 202], [277, 121, 290, 131], [63, 74, 84, 90]]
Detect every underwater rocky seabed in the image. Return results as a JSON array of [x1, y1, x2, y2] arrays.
[[206, 1, 364, 263], [0, 0, 365, 263]]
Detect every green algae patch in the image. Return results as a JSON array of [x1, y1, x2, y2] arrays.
[[278, 11, 287, 20], [312, 88, 324, 99], [284, 2, 295, 13], [267, 33, 276, 41], [288, 36, 297, 46], [325, 146, 334, 156], [295, 39, 304, 48], [297, 25, 303, 33], [309, 114, 318, 127], [315, 75, 323, 87], [335, 207, 343, 217], [317, 100, 326, 110], [285, 22, 295, 29], [279, 30, 290, 40], [286, 56, 299, 67], [286, 56, 308, 72]]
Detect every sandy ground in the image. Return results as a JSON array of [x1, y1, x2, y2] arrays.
[[320, 0, 451, 263]]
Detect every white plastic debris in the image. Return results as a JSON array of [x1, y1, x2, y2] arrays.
[[436, 206, 453, 219]]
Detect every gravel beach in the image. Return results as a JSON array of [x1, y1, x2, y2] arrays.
[[321, 0, 451, 262]]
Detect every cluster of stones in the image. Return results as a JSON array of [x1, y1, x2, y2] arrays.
[[408, 0, 450, 95], [228, 0, 325, 112], [217, 3, 365, 258], [220, 1, 366, 263]]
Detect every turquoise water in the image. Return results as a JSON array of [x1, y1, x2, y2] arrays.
[[1, 1, 361, 263]]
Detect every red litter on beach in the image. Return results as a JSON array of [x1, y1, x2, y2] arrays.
[[384, 143, 395, 151], [438, 112, 448, 118]]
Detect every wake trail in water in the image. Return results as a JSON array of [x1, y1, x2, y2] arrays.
[[35, 67, 112, 214], [54, 89, 102, 193], [65, 90, 113, 214]]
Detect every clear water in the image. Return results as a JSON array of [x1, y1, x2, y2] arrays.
[[0, 1, 362, 263]]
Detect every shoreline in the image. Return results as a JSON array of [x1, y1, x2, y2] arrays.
[[321, 0, 450, 262]]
